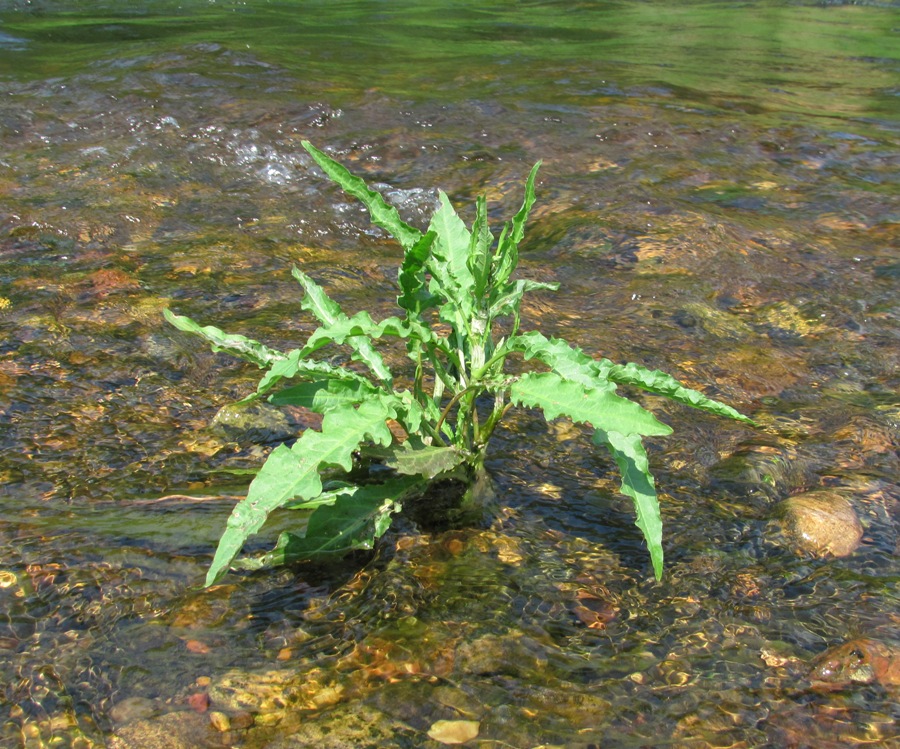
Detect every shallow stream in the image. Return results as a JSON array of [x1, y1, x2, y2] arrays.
[[0, 1, 897, 747]]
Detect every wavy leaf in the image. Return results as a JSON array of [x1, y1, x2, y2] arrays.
[[255, 349, 374, 398], [233, 475, 422, 570], [293, 267, 392, 385], [269, 379, 382, 412], [510, 331, 752, 424], [594, 429, 664, 580], [302, 310, 414, 354], [510, 371, 672, 437], [398, 230, 439, 314], [205, 398, 397, 585], [597, 360, 755, 424], [164, 309, 284, 368], [489, 279, 558, 319], [364, 443, 468, 479], [467, 195, 493, 300], [428, 191, 475, 318], [493, 161, 541, 288], [301, 141, 423, 250]]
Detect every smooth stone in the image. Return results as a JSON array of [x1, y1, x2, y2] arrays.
[[775, 490, 863, 557], [427, 719, 480, 744]]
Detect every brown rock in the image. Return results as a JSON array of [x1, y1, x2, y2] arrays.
[[809, 638, 900, 688], [775, 490, 863, 557], [187, 692, 210, 713]]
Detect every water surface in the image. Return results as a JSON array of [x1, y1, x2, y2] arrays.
[[0, 1, 897, 747]]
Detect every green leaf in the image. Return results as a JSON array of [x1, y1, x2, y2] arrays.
[[164, 309, 285, 368], [269, 379, 382, 412], [302, 310, 414, 354], [594, 430, 664, 580], [428, 191, 475, 314], [597, 360, 755, 424], [509, 331, 605, 388], [398, 230, 439, 315], [301, 141, 423, 250], [489, 279, 559, 319], [234, 476, 423, 570], [255, 349, 375, 399], [510, 371, 672, 437], [293, 267, 393, 385], [510, 331, 752, 424], [467, 195, 493, 300], [493, 161, 541, 288], [364, 443, 468, 479], [205, 398, 397, 585]]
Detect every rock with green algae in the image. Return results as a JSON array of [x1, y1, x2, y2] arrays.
[[208, 667, 298, 713], [210, 400, 294, 444], [108, 711, 211, 749], [263, 704, 418, 748]]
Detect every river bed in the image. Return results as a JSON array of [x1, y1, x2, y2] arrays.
[[0, 2, 897, 747]]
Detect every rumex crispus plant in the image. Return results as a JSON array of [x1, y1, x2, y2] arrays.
[[166, 141, 753, 586]]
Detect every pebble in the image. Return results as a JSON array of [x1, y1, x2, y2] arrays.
[[186, 692, 210, 714], [208, 711, 230, 732]]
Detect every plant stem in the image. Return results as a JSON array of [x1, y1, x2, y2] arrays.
[[434, 386, 475, 440]]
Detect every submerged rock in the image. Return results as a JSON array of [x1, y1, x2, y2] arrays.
[[427, 719, 480, 745], [774, 490, 863, 557], [211, 401, 294, 444], [109, 696, 159, 725], [709, 438, 814, 503], [208, 667, 297, 713], [264, 703, 417, 748], [454, 631, 549, 678], [809, 638, 900, 688], [108, 711, 212, 749]]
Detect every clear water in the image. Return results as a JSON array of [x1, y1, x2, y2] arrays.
[[0, 1, 897, 747]]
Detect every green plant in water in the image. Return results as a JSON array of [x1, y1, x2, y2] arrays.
[[166, 142, 753, 587]]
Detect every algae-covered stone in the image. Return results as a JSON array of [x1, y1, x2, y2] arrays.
[[211, 401, 294, 444], [774, 490, 863, 557], [264, 704, 417, 748], [208, 667, 297, 712], [108, 711, 210, 749], [454, 631, 548, 678]]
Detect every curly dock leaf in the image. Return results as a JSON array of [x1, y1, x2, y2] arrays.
[[234, 476, 423, 571], [398, 230, 439, 315], [510, 371, 673, 437], [205, 398, 397, 586], [301, 140, 423, 251], [164, 309, 285, 368], [255, 349, 375, 399], [363, 442, 468, 479], [594, 429, 664, 580], [493, 160, 541, 288], [293, 267, 393, 386], [510, 331, 752, 424], [597, 360, 755, 424], [269, 379, 383, 413]]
